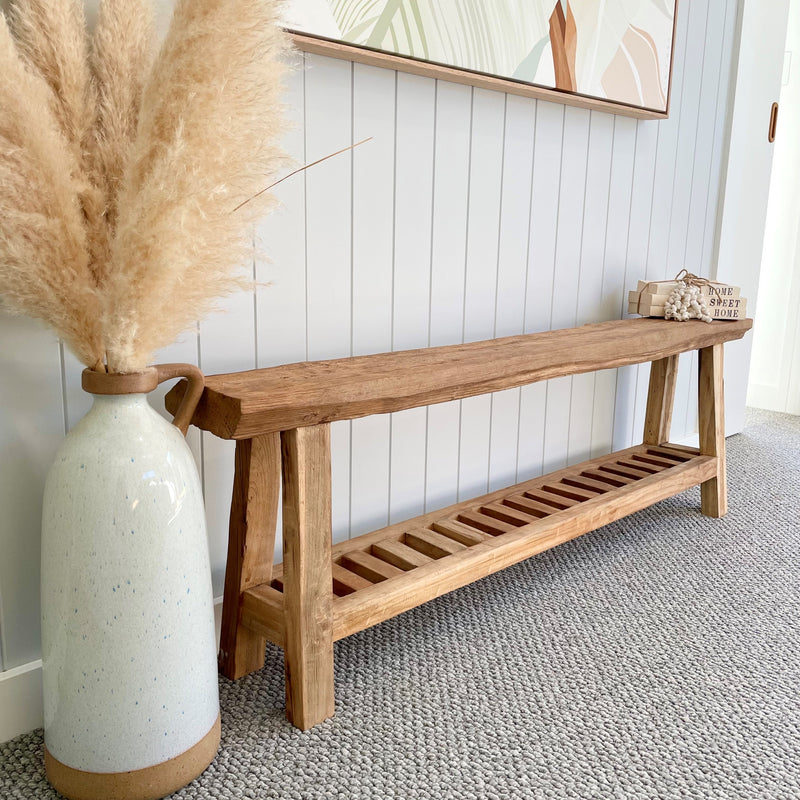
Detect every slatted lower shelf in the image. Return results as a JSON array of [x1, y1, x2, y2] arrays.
[[241, 443, 716, 646]]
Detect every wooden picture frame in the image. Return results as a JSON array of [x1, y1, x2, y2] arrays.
[[284, 2, 679, 120]]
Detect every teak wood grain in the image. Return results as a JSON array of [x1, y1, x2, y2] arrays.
[[643, 354, 680, 445], [699, 344, 727, 517], [240, 585, 284, 648], [218, 434, 280, 679], [165, 318, 752, 439], [280, 424, 335, 730]]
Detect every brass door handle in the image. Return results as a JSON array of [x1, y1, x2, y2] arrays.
[[769, 102, 779, 143]]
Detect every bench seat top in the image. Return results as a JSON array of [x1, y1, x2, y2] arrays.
[[165, 317, 752, 439]]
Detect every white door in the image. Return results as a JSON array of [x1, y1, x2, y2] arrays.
[[747, 0, 800, 415], [715, 0, 792, 433]]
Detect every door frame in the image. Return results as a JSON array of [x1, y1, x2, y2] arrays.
[[713, 0, 791, 432]]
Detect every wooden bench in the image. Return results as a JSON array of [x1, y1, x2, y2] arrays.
[[166, 317, 752, 730]]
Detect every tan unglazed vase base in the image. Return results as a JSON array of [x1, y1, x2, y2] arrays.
[[44, 715, 221, 800]]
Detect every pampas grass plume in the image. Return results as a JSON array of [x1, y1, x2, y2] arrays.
[[103, 0, 289, 372], [8, 0, 94, 154], [7, 0, 110, 309], [0, 14, 104, 369], [91, 0, 155, 266], [0, 0, 290, 374]]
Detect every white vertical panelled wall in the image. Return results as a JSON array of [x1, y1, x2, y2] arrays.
[[0, 0, 739, 681]]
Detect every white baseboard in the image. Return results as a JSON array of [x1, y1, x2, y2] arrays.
[[0, 660, 44, 745], [672, 430, 743, 448], [673, 431, 700, 447], [0, 598, 223, 745]]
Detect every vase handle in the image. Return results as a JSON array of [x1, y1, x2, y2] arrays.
[[156, 364, 205, 437]]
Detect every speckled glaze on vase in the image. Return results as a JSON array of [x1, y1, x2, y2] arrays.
[[41, 365, 219, 800]]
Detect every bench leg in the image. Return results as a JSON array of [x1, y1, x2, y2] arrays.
[[281, 424, 335, 730], [643, 355, 679, 445], [218, 434, 281, 679], [698, 344, 727, 517]]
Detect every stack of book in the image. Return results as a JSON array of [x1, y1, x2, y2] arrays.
[[628, 280, 746, 320]]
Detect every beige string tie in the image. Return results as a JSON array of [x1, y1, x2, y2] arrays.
[[634, 268, 723, 315]]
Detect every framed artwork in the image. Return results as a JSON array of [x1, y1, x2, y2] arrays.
[[282, 1, 678, 120]]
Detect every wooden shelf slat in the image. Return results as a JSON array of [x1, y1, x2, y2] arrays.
[[250, 444, 716, 649], [339, 551, 405, 583], [632, 453, 684, 469], [267, 442, 699, 591], [371, 540, 434, 571], [561, 475, 611, 494], [501, 494, 555, 517], [479, 501, 541, 526], [579, 469, 634, 487], [405, 529, 467, 559], [455, 510, 516, 535], [645, 446, 691, 462], [598, 463, 651, 481], [615, 460, 659, 476], [523, 490, 579, 509], [430, 519, 491, 546], [330, 452, 716, 640], [540, 483, 598, 502], [331, 563, 373, 596]]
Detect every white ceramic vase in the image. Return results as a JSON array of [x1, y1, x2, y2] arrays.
[[41, 365, 220, 800]]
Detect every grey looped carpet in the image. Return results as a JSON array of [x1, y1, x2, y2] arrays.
[[2, 408, 798, 799]]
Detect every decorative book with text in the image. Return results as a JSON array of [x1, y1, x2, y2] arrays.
[[628, 279, 746, 320]]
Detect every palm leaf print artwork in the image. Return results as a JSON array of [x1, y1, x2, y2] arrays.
[[285, 0, 676, 113]]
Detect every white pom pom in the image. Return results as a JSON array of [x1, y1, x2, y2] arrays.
[[662, 278, 713, 323]]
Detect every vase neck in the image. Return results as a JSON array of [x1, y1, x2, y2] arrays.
[[82, 368, 158, 395]]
